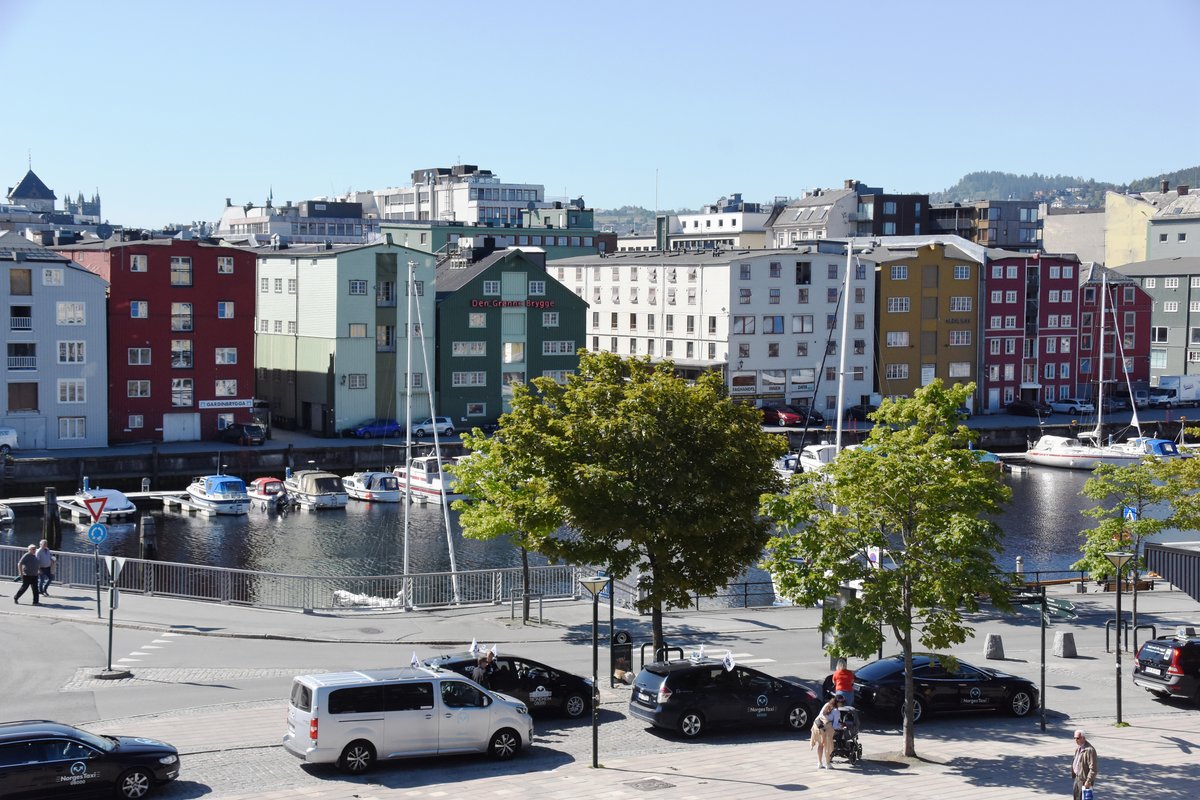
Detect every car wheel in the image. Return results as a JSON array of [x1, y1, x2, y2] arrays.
[[677, 709, 705, 738], [116, 767, 153, 799], [785, 702, 812, 731], [1009, 689, 1034, 717], [414, 428, 426, 437], [903, 697, 924, 723], [446, 427, 455, 436], [489, 728, 521, 760], [338, 740, 376, 774], [0, 444, 10, 455], [563, 691, 588, 718]]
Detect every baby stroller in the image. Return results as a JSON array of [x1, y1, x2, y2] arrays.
[[830, 705, 862, 765]]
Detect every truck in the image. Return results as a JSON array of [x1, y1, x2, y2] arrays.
[[1150, 375, 1200, 408]]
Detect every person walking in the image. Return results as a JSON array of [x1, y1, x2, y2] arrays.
[[832, 657, 856, 707], [1071, 729, 1097, 800], [809, 692, 845, 769], [35, 539, 56, 597], [13, 544, 41, 605]]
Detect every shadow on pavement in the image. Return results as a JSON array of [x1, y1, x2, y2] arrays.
[[299, 745, 573, 787], [945, 750, 1200, 799]]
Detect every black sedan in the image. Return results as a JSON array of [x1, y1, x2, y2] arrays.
[[1006, 398, 1052, 418], [824, 654, 1037, 723], [425, 652, 593, 718], [0, 719, 180, 798]]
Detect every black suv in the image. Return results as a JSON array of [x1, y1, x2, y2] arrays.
[[1133, 629, 1200, 704], [629, 658, 818, 738], [0, 719, 180, 798], [220, 422, 266, 446]]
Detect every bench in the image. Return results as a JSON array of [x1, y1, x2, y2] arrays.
[[1098, 579, 1155, 593]]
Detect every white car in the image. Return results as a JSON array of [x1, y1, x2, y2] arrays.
[[412, 417, 455, 437], [1049, 398, 1095, 414]]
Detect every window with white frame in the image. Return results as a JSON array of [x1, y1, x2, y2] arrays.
[[57, 341, 85, 364], [57, 379, 85, 403], [213, 347, 235, 365], [217, 301, 235, 319], [1166, 277, 1180, 289], [130, 255, 148, 273], [529, 280, 546, 295], [1048, 290, 1060, 303], [128, 415, 143, 429], [452, 371, 487, 387], [260, 277, 270, 292], [1005, 290, 1017, 303], [170, 256, 192, 286], [1044, 363, 1055, 380], [885, 363, 909, 379], [1062, 314, 1072, 327], [1049, 266, 1061, 279], [452, 341, 487, 356], [171, 339, 192, 368], [990, 315, 1002, 328], [1007, 265, 1018, 279], [1005, 338, 1017, 354], [950, 296, 972, 312], [1046, 338, 1057, 353], [886, 331, 910, 347], [217, 256, 234, 274], [949, 330, 971, 346], [215, 379, 237, 396], [483, 280, 500, 295], [989, 339, 1001, 355], [953, 265, 971, 280], [171, 302, 193, 331], [1061, 338, 1071, 353], [1060, 363, 1070, 379], [990, 290, 1002, 303], [1145, 278, 1157, 289], [128, 347, 150, 365], [1164, 301, 1180, 313], [171, 378, 193, 406], [56, 302, 85, 325], [349, 323, 367, 338], [543, 312, 559, 327], [1047, 315, 1059, 327], [58, 416, 86, 439], [543, 370, 573, 384], [1005, 315, 1017, 328], [349, 279, 368, 295], [129, 300, 149, 319], [991, 265, 1003, 279], [287, 278, 296, 293], [949, 362, 970, 378], [887, 297, 910, 313], [891, 265, 908, 280]]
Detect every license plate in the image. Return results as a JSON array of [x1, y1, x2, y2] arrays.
[[639, 691, 653, 702], [1143, 666, 1162, 676]]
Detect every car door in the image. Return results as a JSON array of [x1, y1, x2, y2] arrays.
[[701, 666, 744, 725], [383, 681, 439, 757], [736, 668, 785, 726], [949, 664, 1004, 710], [437, 680, 494, 753], [0, 741, 45, 799], [512, 658, 556, 712], [912, 663, 955, 711], [487, 657, 521, 697]]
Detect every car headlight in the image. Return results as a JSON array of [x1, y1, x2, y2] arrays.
[[516, 705, 529, 715], [158, 754, 178, 765]]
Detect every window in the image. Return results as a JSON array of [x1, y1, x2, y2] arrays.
[[57, 341, 85, 364], [217, 301, 235, 319], [349, 279, 368, 295], [1060, 363, 1071, 379], [217, 256, 235, 274], [212, 347, 237, 365], [1063, 290, 1073, 303], [131, 300, 148, 318], [1166, 277, 1181, 289], [886, 331, 910, 347], [953, 265, 970, 280], [452, 371, 487, 387], [827, 314, 837, 330], [687, 288, 697, 305], [992, 266, 1003, 279], [287, 321, 297, 334], [57, 379, 85, 403], [1005, 290, 1018, 303], [129, 415, 144, 429], [483, 280, 500, 295], [529, 280, 546, 295], [128, 347, 151, 365], [763, 316, 785, 334], [1145, 278, 1157, 289], [1061, 338, 1071, 353], [349, 323, 367, 338], [1047, 314, 1059, 328], [1005, 338, 1017, 354], [1151, 349, 1167, 369], [1164, 301, 1180, 313], [949, 362, 970, 378], [130, 255, 148, 273], [989, 315, 1002, 328], [885, 364, 909, 379], [56, 302, 85, 325], [793, 314, 813, 333], [1048, 290, 1061, 303], [59, 417, 86, 439], [887, 297, 910, 313], [543, 311, 559, 327], [1007, 265, 1018, 279], [949, 296, 972, 312], [260, 277, 270, 292], [769, 261, 781, 278], [171, 302, 193, 331], [171, 339, 193, 368], [543, 341, 575, 355], [1049, 266, 1061, 279], [348, 374, 367, 389], [989, 339, 1001, 355], [1046, 338, 1057, 354], [1151, 326, 1169, 343], [949, 330, 971, 346], [686, 316, 696, 334], [738, 288, 751, 304], [288, 278, 297, 294], [707, 316, 716, 334], [827, 287, 839, 304], [797, 287, 809, 303], [1044, 363, 1056, 380], [170, 256, 192, 286], [769, 288, 781, 304], [212, 379, 236, 397], [732, 316, 755, 334], [171, 378, 194, 406], [891, 265, 908, 281], [1005, 315, 1017, 328]]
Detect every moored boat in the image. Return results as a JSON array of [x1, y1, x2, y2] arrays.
[[0, 503, 13, 526], [798, 443, 840, 474], [392, 455, 463, 504], [342, 470, 401, 502], [1025, 433, 1185, 470], [186, 474, 251, 515], [247, 477, 289, 511], [58, 478, 137, 522], [284, 469, 348, 509]]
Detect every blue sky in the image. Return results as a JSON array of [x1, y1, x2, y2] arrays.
[[2, 0, 1196, 228]]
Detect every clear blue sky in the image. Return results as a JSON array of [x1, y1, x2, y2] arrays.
[[2, 0, 1196, 228]]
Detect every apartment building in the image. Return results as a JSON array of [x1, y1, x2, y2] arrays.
[[1111, 256, 1200, 379]]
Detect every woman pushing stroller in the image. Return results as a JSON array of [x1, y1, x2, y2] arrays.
[[810, 692, 847, 769]]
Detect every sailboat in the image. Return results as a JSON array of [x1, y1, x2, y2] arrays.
[[1026, 272, 1184, 469]]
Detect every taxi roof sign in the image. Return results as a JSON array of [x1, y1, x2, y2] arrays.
[[83, 496, 108, 522]]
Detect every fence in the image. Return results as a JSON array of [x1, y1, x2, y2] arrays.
[[0, 544, 581, 612]]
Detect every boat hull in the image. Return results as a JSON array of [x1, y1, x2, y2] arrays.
[[185, 489, 251, 515]]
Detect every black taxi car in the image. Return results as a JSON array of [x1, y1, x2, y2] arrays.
[[629, 658, 818, 738], [1133, 630, 1200, 704], [0, 720, 180, 799], [424, 652, 593, 718]]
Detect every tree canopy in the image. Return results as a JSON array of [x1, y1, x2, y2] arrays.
[[761, 380, 1011, 756], [452, 351, 785, 651]]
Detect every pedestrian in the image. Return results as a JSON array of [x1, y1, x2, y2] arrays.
[[1070, 729, 1097, 800], [809, 692, 845, 769], [832, 657, 856, 707], [471, 657, 489, 687], [13, 544, 41, 605], [36, 539, 56, 597]]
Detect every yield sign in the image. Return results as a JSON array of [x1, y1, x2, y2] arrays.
[[83, 496, 108, 522]]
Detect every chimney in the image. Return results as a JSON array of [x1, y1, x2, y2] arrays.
[[844, 179, 856, 190], [1179, 185, 1190, 196], [1161, 180, 1169, 193]]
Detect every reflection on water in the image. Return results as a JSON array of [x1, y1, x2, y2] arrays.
[[2, 466, 1195, 578]]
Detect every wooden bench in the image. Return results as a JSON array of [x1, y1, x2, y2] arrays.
[[1098, 579, 1155, 593]]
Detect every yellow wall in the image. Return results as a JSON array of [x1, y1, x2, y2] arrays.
[[1104, 191, 1154, 267]]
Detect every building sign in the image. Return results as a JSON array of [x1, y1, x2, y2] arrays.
[[470, 299, 557, 309], [199, 398, 254, 409], [730, 371, 757, 395]]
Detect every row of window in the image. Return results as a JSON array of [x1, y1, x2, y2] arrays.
[[883, 362, 973, 381], [449, 341, 575, 357], [126, 379, 239, 399], [890, 264, 973, 281], [990, 264, 1076, 280], [734, 340, 867, 359], [128, 301, 235, 324], [129, 255, 236, 279]]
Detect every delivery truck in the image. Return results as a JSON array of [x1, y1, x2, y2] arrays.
[[1150, 375, 1200, 408]]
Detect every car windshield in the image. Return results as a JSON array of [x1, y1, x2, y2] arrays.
[[72, 729, 117, 752]]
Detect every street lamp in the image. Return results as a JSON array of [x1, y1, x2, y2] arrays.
[[579, 574, 611, 769], [1104, 550, 1134, 725]]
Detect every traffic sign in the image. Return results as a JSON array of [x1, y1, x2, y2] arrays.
[[1123, 506, 1139, 521], [83, 496, 108, 522], [104, 556, 126, 581], [87, 523, 108, 544]]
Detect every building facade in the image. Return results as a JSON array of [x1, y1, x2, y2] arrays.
[[1077, 263, 1151, 398], [929, 200, 1042, 252], [2, 232, 108, 449], [57, 237, 258, 443], [1111, 256, 1200, 380]]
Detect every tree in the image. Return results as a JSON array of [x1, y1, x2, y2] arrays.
[[1075, 460, 1173, 629], [454, 351, 784, 652], [761, 381, 1011, 757]]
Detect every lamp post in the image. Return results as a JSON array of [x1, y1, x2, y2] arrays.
[[1104, 550, 1134, 725], [579, 574, 611, 769]]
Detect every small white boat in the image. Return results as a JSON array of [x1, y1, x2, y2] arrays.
[[342, 470, 401, 502], [284, 469, 348, 509], [58, 478, 137, 522], [798, 443, 840, 474], [186, 474, 251, 515], [247, 477, 289, 511], [1025, 434, 1185, 470], [0, 503, 13, 526], [393, 455, 463, 504], [773, 452, 801, 480]]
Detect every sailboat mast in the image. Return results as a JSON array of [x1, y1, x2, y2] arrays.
[[403, 259, 415, 578], [1094, 271, 1107, 439], [835, 239, 853, 451]]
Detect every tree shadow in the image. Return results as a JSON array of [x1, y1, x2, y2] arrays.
[[945, 750, 1200, 798]]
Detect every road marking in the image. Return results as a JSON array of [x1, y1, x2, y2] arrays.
[[129, 651, 151, 656], [117, 658, 141, 662]]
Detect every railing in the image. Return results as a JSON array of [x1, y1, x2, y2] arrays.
[[6, 356, 36, 370], [9, 317, 32, 331], [0, 544, 581, 612]]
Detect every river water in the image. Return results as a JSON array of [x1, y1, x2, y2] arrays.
[[3, 466, 1195, 580]]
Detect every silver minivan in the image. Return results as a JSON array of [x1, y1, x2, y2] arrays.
[[0, 427, 17, 455], [282, 667, 533, 773]]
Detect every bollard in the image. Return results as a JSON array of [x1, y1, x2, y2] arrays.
[[140, 515, 157, 560], [1054, 631, 1078, 658], [1015, 555, 1024, 576], [984, 633, 1005, 660]]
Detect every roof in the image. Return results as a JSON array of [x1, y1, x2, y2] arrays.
[[1145, 541, 1200, 603], [435, 248, 546, 294], [6, 169, 55, 202], [0, 231, 96, 278], [1111, 256, 1200, 277], [1079, 262, 1137, 286]]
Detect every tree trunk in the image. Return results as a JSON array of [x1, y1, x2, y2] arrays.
[[521, 546, 531, 624], [901, 584, 916, 758], [652, 602, 664, 658]]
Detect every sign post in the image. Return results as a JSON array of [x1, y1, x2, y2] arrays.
[[103, 556, 125, 673], [83, 497, 108, 619]]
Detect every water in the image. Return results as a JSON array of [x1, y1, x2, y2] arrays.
[[3, 466, 1195, 578]]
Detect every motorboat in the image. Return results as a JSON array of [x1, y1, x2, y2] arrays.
[[58, 478, 137, 522], [247, 477, 289, 511], [186, 474, 251, 515], [0, 503, 13, 526], [284, 469, 348, 509], [798, 443, 840, 474], [393, 454, 463, 504], [342, 470, 401, 502], [773, 452, 801, 480]]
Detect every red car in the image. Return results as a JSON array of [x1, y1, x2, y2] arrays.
[[760, 406, 802, 426]]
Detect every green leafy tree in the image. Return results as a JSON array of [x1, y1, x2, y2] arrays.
[[761, 381, 1011, 757], [454, 351, 784, 652], [1075, 460, 1173, 629]]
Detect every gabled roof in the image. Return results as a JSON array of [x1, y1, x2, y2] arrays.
[[6, 170, 55, 202], [1079, 262, 1137, 286], [435, 248, 546, 294], [1111, 256, 1200, 277]]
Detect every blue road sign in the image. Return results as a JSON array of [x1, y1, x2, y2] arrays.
[[1124, 506, 1139, 521], [87, 522, 108, 544]]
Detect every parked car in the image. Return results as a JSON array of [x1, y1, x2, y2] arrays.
[[628, 657, 818, 738], [0, 719, 180, 799], [425, 652, 593, 717], [1006, 399, 1052, 417], [411, 417, 455, 437], [785, 405, 826, 426], [1049, 398, 1095, 415], [283, 667, 532, 773], [828, 654, 1037, 722], [219, 421, 267, 446], [1101, 395, 1132, 413], [759, 405, 802, 427], [1132, 629, 1200, 705], [844, 404, 879, 422], [348, 418, 403, 438], [0, 426, 17, 455]]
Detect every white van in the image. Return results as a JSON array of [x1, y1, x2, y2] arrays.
[[0, 427, 17, 455], [282, 666, 533, 773]]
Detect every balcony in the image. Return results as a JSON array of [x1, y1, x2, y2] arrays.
[[9, 316, 31, 331], [7, 356, 36, 370]]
